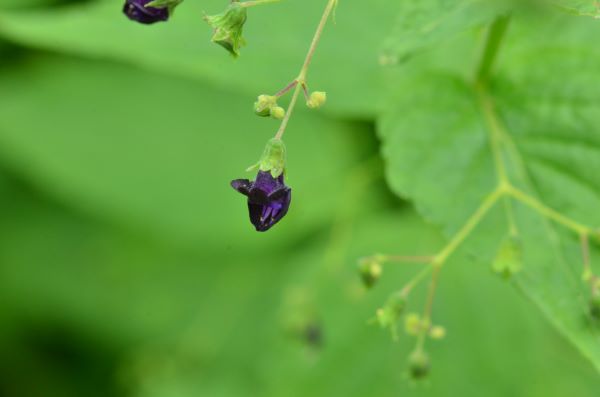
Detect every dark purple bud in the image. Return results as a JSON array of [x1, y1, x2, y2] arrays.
[[231, 171, 291, 232], [123, 0, 169, 25]]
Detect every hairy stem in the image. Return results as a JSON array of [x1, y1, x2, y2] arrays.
[[274, 0, 337, 140]]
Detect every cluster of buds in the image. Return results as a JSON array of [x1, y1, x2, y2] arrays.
[[404, 313, 446, 340], [254, 95, 286, 120]]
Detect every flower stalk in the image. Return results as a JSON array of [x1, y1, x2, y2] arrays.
[[274, 0, 337, 140]]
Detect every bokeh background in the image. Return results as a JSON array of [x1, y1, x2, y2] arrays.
[[0, 0, 599, 396]]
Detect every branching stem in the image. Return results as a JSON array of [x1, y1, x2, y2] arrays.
[[274, 0, 337, 140]]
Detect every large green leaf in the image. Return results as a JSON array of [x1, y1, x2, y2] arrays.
[[0, 54, 369, 248], [378, 13, 600, 371], [0, 0, 400, 117], [380, 0, 506, 65]]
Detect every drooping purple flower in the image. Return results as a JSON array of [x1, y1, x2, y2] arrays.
[[231, 171, 292, 232], [123, 0, 169, 24]]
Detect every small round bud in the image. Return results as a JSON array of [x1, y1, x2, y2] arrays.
[[429, 325, 446, 340], [582, 268, 594, 283], [358, 259, 382, 289], [404, 313, 422, 336], [307, 91, 327, 109], [270, 106, 286, 120], [408, 350, 430, 380], [254, 94, 277, 117]]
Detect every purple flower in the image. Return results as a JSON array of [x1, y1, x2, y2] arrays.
[[123, 0, 169, 24], [231, 171, 292, 232]]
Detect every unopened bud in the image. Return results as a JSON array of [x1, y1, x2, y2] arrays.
[[429, 325, 446, 340], [254, 94, 277, 117], [404, 313, 422, 336], [408, 350, 430, 380], [358, 258, 382, 289], [270, 106, 286, 120], [307, 91, 327, 109]]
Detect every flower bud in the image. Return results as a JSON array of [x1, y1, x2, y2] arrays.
[[375, 293, 406, 331], [204, 3, 248, 58], [408, 350, 430, 380], [492, 235, 522, 279], [358, 258, 382, 289], [307, 91, 327, 109], [404, 313, 422, 336], [270, 106, 286, 120], [254, 94, 276, 117], [429, 325, 446, 340]]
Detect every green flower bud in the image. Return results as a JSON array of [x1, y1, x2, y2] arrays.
[[145, 0, 182, 13], [358, 258, 382, 289], [429, 325, 446, 340], [375, 293, 406, 331], [246, 138, 286, 178], [408, 350, 430, 380], [307, 91, 327, 109], [204, 3, 247, 58], [492, 235, 522, 279], [270, 106, 286, 120], [254, 94, 277, 117], [404, 312, 422, 336], [582, 268, 594, 283]]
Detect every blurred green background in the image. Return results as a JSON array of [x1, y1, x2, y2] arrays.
[[0, 0, 599, 396]]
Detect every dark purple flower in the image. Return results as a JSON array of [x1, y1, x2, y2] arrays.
[[231, 171, 292, 232], [123, 0, 169, 25]]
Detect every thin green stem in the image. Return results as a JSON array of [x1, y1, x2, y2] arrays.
[[507, 185, 591, 235], [274, 0, 337, 140], [475, 14, 510, 84], [434, 187, 504, 267], [400, 265, 433, 297], [415, 264, 441, 353]]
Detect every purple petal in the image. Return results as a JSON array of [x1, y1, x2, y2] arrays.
[[123, 0, 169, 24], [231, 179, 252, 196]]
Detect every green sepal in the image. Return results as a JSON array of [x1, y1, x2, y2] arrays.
[[204, 3, 248, 58], [246, 138, 286, 178], [145, 0, 183, 14]]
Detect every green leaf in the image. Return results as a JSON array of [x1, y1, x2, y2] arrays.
[[378, 13, 600, 371], [380, 0, 507, 65], [0, 0, 400, 117], [0, 54, 368, 248]]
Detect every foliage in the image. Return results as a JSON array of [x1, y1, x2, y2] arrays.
[[0, 0, 599, 395]]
